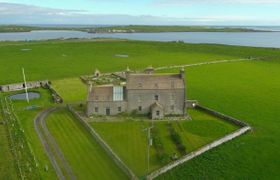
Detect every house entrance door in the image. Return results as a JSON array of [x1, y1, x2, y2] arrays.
[[106, 108, 110, 115]]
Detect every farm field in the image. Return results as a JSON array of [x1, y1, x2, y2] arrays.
[[91, 109, 238, 177], [0, 39, 279, 179], [46, 108, 128, 180], [0, 39, 246, 85]]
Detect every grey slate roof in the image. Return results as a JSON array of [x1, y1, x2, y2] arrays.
[[126, 73, 184, 90]]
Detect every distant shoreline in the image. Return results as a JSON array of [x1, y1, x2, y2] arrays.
[[0, 25, 275, 33]]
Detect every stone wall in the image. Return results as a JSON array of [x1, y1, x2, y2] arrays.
[[0, 80, 49, 92], [67, 105, 138, 180], [146, 126, 251, 180], [185, 100, 199, 108], [195, 105, 250, 127], [146, 104, 251, 180], [46, 84, 63, 104]]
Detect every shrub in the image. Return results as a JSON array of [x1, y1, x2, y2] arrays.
[[167, 123, 187, 155], [151, 127, 170, 164]]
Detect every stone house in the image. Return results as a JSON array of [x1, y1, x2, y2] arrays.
[[87, 67, 186, 119]]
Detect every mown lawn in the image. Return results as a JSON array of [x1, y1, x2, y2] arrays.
[[91, 120, 160, 177], [91, 109, 238, 177], [46, 108, 128, 180], [157, 60, 280, 179]]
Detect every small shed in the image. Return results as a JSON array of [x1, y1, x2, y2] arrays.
[[151, 102, 164, 120]]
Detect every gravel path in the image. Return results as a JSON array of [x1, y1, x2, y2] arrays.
[[34, 107, 75, 180]]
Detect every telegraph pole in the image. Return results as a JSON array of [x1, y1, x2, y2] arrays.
[[144, 122, 154, 174], [22, 68, 29, 103]]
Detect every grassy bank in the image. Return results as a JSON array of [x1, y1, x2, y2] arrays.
[[0, 89, 57, 179], [0, 125, 17, 179]]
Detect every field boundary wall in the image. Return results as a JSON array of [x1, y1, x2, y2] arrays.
[[67, 105, 138, 180]]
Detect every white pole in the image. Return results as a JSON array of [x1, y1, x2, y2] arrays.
[[147, 126, 150, 173], [22, 68, 29, 103]]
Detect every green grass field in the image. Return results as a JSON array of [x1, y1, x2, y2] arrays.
[[46, 108, 128, 180], [0, 40, 246, 85], [91, 109, 238, 177], [157, 60, 280, 179], [0, 39, 279, 179]]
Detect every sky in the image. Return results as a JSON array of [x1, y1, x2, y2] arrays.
[[0, 0, 280, 25]]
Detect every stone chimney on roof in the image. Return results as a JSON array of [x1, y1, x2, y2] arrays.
[[144, 65, 154, 74], [125, 66, 131, 80], [180, 68, 185, 79], [94, 69, 101, 78]]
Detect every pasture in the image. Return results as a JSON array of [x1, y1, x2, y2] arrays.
[[0, 39, 243, 84]]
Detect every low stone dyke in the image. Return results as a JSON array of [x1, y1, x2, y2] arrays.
[[67, 105, 138, 180], [0, 80, 49, 92], [185, 100, 199, 108], [195, 105, 250, 127], [146, 126, 251, 180], [46, 85, 63, 104], [146, 104, 251, 179]]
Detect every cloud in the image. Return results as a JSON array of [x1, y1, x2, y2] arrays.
[[155, 0, 280, 6], [0, 2, 279, 25]]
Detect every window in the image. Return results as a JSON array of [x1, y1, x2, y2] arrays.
[[155, 95, 159, 101], [95, 107, 98, 112], [156, 111, 160, 116], [138, 95, 142, 102], [95, 96, 99, 100], [118, 106, 122, 112], [138, 106, 142, 111], [171, 105, 175, 111], [155, 83, 159, 88], [113, 86, 124, 101], [138, 83, 142, 88]]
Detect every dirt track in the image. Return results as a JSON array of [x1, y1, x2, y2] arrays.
[[34, 107, 75, 180]]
